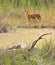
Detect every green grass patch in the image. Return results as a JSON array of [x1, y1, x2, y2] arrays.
[[0, 38, 55, 65]]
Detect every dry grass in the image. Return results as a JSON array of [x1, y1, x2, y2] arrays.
[[0, 28, 55, 49], [0, 6, 55, 27]]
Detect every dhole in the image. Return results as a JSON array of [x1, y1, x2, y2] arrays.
[[24, 10, 41, 21]]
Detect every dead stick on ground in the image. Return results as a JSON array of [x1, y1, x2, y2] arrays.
[[28, 33, 52, 51], [6, 33, 52, 51]]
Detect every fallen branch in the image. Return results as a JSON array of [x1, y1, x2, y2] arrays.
[[7, 45, 21, 50], [28, 33, 51, 51], [6, 33, 51, 51]]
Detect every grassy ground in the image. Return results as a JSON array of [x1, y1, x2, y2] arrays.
[[0, 48, 55, 65], [0, 1, 55, 65], [0, 6, 55, 28], [0, 28, 55, 65], [0, 28, 55, 49]]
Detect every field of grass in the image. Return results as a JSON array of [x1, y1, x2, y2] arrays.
[[0, 0, 55, 28], [0, 0, 55, 65], [0, 28, 55, 49], [0, 28, 55, 65], [0, 6, 55, 28]]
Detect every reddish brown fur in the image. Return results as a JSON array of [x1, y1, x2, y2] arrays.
[[25, 10, 41, 21]]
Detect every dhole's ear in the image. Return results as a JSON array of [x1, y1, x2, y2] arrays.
[[23, 10, 26, 14], [24, 10, 27, 12]]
